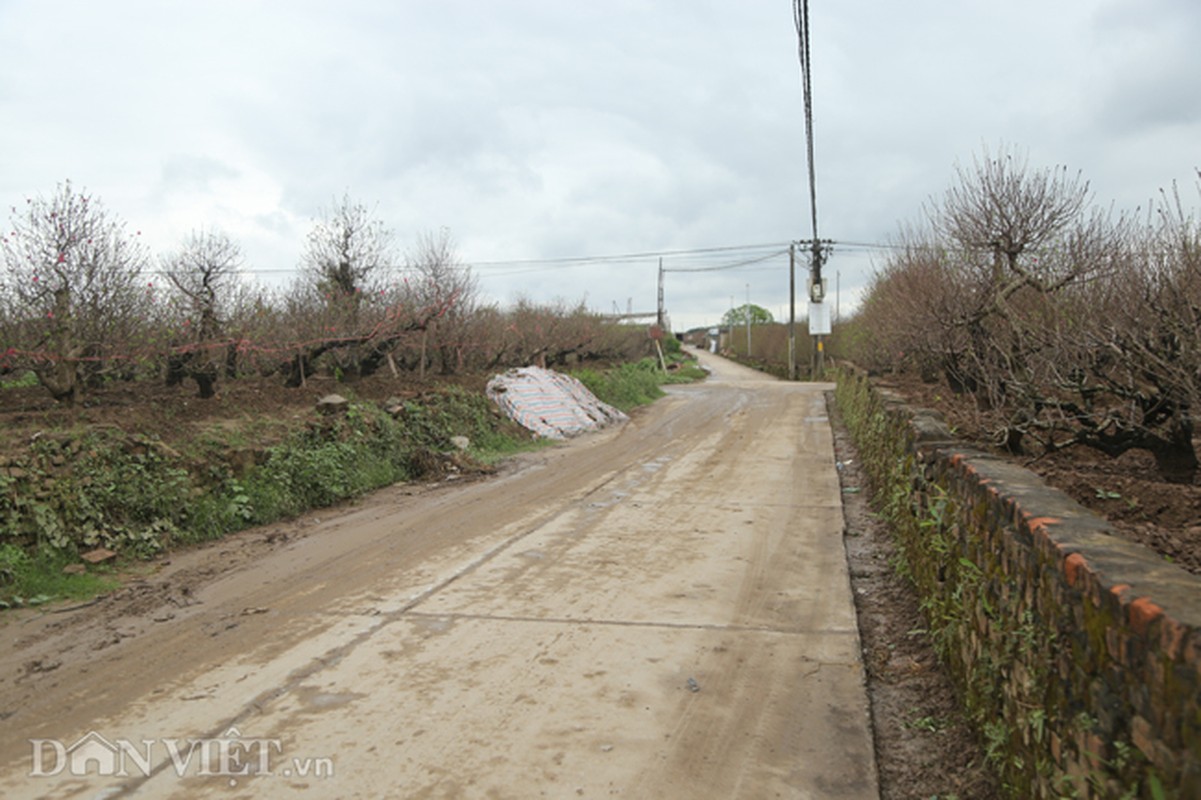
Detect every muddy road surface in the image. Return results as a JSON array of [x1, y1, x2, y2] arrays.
[[0, 352, 877, 799]]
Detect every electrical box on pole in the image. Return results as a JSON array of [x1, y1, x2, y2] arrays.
[[808, 300, 831, 335], [808, 275, 826, 304]]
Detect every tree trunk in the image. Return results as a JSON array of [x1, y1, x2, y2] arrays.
[[194, 368, 218, 399], [1150, 419, 1198, 484], [225, 343, 239, 378]]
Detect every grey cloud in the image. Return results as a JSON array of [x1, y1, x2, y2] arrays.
[[2, 0, 1200, 331], [156, 156, 240, 195]]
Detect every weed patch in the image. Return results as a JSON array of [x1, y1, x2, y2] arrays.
[[0, 387, 537, 608], [573, 353, 707, 412], [574, 359, 665, 411]]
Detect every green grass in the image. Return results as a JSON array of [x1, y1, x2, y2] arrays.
[[573, 352, 709, 411], [574, 359, 666, 411], [470, 435, 556, 466], [0, 370, 38, 390], [663, 363, 709, 383], [0, 545, 118, 608]]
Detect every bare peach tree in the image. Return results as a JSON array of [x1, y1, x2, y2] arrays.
[[858, 151, 1201, 481], [403, 229, 478, 375], [161, 228, 243, 397], [924, 148, 1099, 405], [0, 182, 150, 403], [1017, 185, 1201, 482], [851, 223, 977, 382], [284, 194, 399, 384], [302, 194, 393, 300]]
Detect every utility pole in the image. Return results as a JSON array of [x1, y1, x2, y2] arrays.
[[835, 270, 840, 323], [728, 295, 734, 352], [794, 0, 828, 380], [745, 283, 751, 357], [788, 243, 796, 380], [656, 258, 665, 330]]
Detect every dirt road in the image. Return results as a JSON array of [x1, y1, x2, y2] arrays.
[[0, 351, 878, 799]]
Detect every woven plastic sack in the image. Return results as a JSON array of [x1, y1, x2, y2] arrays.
[[486, 366, 628, 440]]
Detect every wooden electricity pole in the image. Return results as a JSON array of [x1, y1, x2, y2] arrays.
[[788, 243, 797, 380], [656, 258, 665, 330], [745, 283, 751, 358]]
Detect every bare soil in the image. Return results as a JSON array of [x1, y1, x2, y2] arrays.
[[873, 374, 1201, 576]]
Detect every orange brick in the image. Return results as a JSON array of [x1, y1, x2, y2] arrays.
[[1063, 553, 1089, 588], [1129, 596, 1165, 637], [1160, 616, 1191, 661]]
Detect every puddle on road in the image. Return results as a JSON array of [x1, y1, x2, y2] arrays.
[[641, 456, 671, 474], [412, 615, 456, 635], [294, 684, 367, 712], [583, 455, 674, 513]]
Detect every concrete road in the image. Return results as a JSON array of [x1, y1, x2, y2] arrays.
[[0, 350, 878, 799]]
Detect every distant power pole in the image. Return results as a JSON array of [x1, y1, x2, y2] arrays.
[[788, 243, 797, 380], [745, 283, 751, 357], [657, 258, 665, 329], [835, 269, 840, 322], [729, 295, 734, 351]]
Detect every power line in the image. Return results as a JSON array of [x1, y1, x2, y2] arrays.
[[791, 0, 830, 378], [830, 240, 907, 252], [793, 0, 820, 246], [143, 239, 900, 281], [144, 241, 796, 279], [662, 248, 789, 273], [467, 241, 790, 269]]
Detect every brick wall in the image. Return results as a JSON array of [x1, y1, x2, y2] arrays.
[[837, 372, 1201, 798]]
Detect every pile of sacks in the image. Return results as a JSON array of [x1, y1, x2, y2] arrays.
[[486, 366, 627, 440]]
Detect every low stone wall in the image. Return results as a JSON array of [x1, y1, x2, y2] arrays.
[[836, 372, 1201, 798]]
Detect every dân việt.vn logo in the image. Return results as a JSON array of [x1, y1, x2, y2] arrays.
[[29, 727, 334, 783]]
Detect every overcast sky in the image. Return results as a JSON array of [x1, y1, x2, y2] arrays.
[[2, 0, 1199, 331]]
